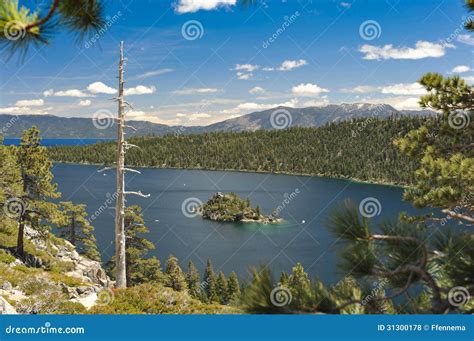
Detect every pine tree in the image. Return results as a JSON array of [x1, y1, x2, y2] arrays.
[[0, 137, 22, 225], [287, 263, 313, 311], [165, 255, 187, 291], [278, 271, 290, 286], [0, 0, 106, 58], [107, 205, 162, 285], [15, 126, 60, 256], [216, 271, 229, 304], [394, 74, 473, 225], [56, 201, 100, 261], [227, 271, 241, 303], [203, 259, 219, 303], [186, 261, 204, 300]]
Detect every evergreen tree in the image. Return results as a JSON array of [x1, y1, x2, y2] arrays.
[[203, 259, 219, 303], [56, 201, 100, 261], [394, 74, 473, 225], [108, 205, 162, 285], [0, 0, 106, 57], [216, 271, 229, 304], [278, 271, 290, 286], [287, 263, 313, 311], [165, 255, 187, 291], [186, 261, 204, 300], [0, 137, 22, 224], [227, 271, 241, 303], [15, 126, 60, 256]]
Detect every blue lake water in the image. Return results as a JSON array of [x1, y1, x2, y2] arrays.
[[3, 138, 114, 146], [51, 163, 434, 284]]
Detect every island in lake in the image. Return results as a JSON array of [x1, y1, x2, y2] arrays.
[[199, 192, 281, 224]]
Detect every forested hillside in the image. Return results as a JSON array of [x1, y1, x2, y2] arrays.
[[48, 116, 432, 185]]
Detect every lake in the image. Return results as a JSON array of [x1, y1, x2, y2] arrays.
[[52, 163, 429, 284]]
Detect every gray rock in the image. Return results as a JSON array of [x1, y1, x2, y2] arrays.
[[0, 297, 17, 315], [2, 281, 13, 291]]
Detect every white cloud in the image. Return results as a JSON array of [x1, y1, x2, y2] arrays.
[[381, 82, 426, 95], [124, 85, 156, 96], [463, 75, 474, 83], [78, 100, 92, 106], [174, 0, 236, 13], [43, 89, 93, 97], [457, 34, 474, 45], [360, 96, 421, 110], [223, 98, 298, 115], [176, 113, 186, 117], [303, 96, 329, 107], [87, 82, 117, 95], [278, 59, 307, 71], [262, 67, 274, 71], [0, 106, 48, 115], [15, 99, 44, 107], [340, 2, 352, 8], [249, 86, 265, 94], [291, 83, 329, 97], [188, 113, 211, 121], [340, 85, 377, 93], [236, 72, 252, 80], [451, 65, 471, 73], [359, 41, 453, 60], [135, 68, 173, 79], [234, 64, 259, 72], [173, 88, 220, 95]]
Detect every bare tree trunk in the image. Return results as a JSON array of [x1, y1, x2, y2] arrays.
[[115, 41, 127, 288]]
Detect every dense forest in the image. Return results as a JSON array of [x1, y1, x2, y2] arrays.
[[48, 115, 433, 185]]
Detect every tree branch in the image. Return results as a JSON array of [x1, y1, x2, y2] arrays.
[[24, 0, 60, 31]]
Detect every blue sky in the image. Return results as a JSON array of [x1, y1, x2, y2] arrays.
[[0, 0, 473, 126]]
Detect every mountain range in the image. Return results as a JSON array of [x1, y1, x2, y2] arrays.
[[0, 103, 435, 138]]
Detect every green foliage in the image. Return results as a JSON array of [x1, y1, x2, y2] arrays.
[[327, 201, 472, 314], [0, 0, 105, 58], [88, 283, 239, 314], [186, 261, 205, 301], [108, 205, 163, 286], [49, 116, 427, 185], [227, 271, 241, 304], [55, 201, 100, 261], [216, 271, 229, 304], [203, 259, 219, 303], [395, 74, 473, 225], [165, 255, 187, 291]]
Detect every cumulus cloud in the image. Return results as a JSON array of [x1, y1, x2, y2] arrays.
[[278, 59, 307, 71], [223, 98, 299, 115], [188, 113, 211, 121], [291, 83, 329, 97], [43, 89, 93, 97], [359, 41, 454, 60], [381, 82, 426, 95], [451, 65, 471, 73], [173, 88, 220, 95], [174, 0, 236, 14], [78, 100, 92, 106], [124, 85, 156, 96], [340, 85, 378, 93], [236, 72, 252, 80], [87, 82, 117, 94], [249, 86, 265, 94], [15, 99, 44, 107], [458, 34, 474, 45], [340, 2, 352, 8]]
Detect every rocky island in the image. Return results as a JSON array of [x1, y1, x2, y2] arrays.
[[198, 192, 281, 224]]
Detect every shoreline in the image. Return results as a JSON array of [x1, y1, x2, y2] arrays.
[[51, 161, 409, 189]]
